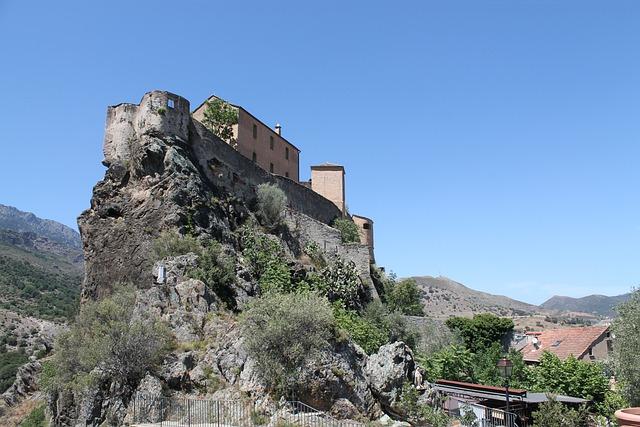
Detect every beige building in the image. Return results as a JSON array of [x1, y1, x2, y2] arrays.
[[310, 164, 346, 214], [352, 214, 375, 261], [192, 95, 300, 182]]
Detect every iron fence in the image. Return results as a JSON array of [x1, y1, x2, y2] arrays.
[[278, 401, 364, 427]]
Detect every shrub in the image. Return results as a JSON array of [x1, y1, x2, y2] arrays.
[[202, 98, 238, 144], [445, 313, 514, 353], [362, 301, 419, 349], [332, 217, 360, 243], [240, 292, 334, 396], [240, 225, 293, 294], [152, 231, 201, 260], [256, 183, 287, 228], [386, 278, 424, 316], [0, 351, 29, 393], [398, 381, 451, 426], [332, 302, 388, 354], [188, 240, 237, 307], [319, 254, 364, 309], [45, 285, 172, 393], [612, 287, 640, 405], [531, 395, 589, 427], [18, 403, 47, 427]]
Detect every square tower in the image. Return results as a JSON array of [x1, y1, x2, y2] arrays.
[[311, 164, 345, 214]]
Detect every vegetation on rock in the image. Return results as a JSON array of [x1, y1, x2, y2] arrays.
[[0, 350, 28, 393], [240, 292, 335, 396], [42, 285, 172, 394], [332, 217, 360, 244], [256, 183, 287, 229]]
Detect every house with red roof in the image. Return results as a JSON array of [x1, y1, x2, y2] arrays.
[[518, 326, 612, 364]]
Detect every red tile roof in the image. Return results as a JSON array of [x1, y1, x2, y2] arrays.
[[519, 326, 609, 362]]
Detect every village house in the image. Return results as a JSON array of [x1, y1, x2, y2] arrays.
[[518, 326, 612, 364]]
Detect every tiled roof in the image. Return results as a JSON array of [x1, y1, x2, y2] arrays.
[[519, 326, 609, 362]]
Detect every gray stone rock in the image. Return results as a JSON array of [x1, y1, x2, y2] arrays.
[[366, 342, 415, 411], [1, 361, 41, 406]]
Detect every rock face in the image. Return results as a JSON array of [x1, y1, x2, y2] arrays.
[[1, 361, 42, 406], [49, 90, 412, 425]]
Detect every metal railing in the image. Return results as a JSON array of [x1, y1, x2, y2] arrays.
[[278, 401, 364, 427], [444, 396, 520, 427], [129, 395, 365, 427]]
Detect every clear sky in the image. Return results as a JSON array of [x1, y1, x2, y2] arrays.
[[0, 1, 638, 304]]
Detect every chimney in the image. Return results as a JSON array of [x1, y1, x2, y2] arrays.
[[275, 123, 282, 136]]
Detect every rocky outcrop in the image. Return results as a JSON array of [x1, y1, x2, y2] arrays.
[[366, 342, 415, 412], [2, 361, 42, 406]]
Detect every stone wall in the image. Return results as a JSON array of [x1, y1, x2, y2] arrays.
[[285, 210, 378, 299], [190, 120, 341, 225]]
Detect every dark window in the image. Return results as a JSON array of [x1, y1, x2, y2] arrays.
[[285, 147, 289, 159], [588, 347, 593, 356], [270, 163, 274, 173], [253, 124, 257, 139], [167, 99, 175, 108], [252, 152, 257, 162], [285, 172, 289, 178], [363, 223, 370, 230], [270, 136, 274, 150]]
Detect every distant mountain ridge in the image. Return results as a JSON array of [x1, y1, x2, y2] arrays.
[[0, 203, 82, 320], [409, 275, 543, 318], [0, 203, 81, 249], [541, 293, 631, 317]]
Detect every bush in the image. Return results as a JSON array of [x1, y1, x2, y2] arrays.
[[332, 217, 360, 243], [18, 403, 47, 427], [445, 313, 514, 353], [188, 240, 237, 308], [332, 302, 388, 355], [45, 285, 172, 393], [256, 183, 287, 228], [363, 301, 419, 349], [398, 381, 452, 426], [386, 279, 424, 316], [612, 287, 640, 405], [319, 254, 364, 309], [0, 351, 29, 393], [531, 396, 589, 427], [240, 225, 293, 294], [152, 231, 201, 260], [240, 292, 335, 396]]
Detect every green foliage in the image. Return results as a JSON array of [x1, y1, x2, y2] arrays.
[[18, 403, 47, 427], [420, 344, 475, 383], [332, 217, 360, 243], [303, 241, 326, 269], [531, 395, 589, 427], [202, 98, 238, 145], [240, 226, 293, 294], [0, 253, 80, 320], [256, 184, 287, 228], [445, 313, 514, 353], [386, 278, 424, 316], [532, 352, 609, 407], [319, 254, 363, 309], [240, 292, 335, 396], [152, 231, 201, 260], [398, 381, 452, 426], [594, 390, 628, 423], [612, 287, 640, 406], [45, 285, 172, 394], [0, 350, 28, 393], [187, 240, 237, 308], [332, 302, 388, 355], [362, 301, 419, 349]]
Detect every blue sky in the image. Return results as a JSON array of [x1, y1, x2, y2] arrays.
[[1, 1, 638, 304]]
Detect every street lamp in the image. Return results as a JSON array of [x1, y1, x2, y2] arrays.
[[497, 357, 514, 419]]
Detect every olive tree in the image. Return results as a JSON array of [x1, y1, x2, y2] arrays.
[[612, 288, 640, 405]]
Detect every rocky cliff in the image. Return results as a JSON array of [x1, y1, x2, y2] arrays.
[[30, 90, 409, 426]]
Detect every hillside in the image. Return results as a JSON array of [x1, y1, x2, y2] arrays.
[[410, 275, 543, 319], [0, 205, 82, 320], [541, 293, 631, 317]]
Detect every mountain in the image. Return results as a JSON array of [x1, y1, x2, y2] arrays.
[[410, 275, 543, 318], [0, 204, 82, 320], [541, 293, 631, 317], [0, 203, 81, 249]]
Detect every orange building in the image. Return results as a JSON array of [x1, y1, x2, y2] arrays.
[[192, 95, 300, 182]]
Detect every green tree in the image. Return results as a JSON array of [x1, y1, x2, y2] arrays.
[[45, 285, 172, 393], [332, 302, 388, 355], [202, 98, 238, 145], [256, 183, 287, 228], [612, 287, 640, 405], [531, 395, 589, 427], [332, 217, 360, 243], [445, 313, 514, 353], [386, 278, 424, 316], [240, 292, 335, 396]]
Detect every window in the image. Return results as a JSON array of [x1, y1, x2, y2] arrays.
[[285, 147, 289, 160], [285, 172, 289, 178], [270, 136, 274, 150], [270, 163, 274, 173], [588, 347, 593, 356], [167, 99, 175, 108], [252, 152, 257, 162], [363, 223, 371, 230], [253, 124, 257, 139]]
